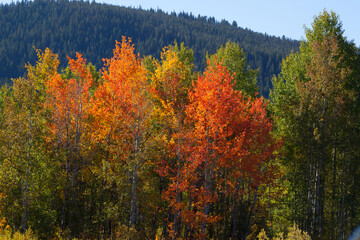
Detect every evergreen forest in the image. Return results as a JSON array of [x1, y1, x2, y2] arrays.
[[0, 1, 359, 240], [0, 0, 299, 97]]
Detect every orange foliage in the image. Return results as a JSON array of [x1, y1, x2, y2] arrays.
[[90, 36, 149, 163], [45, 52, 93, 148]]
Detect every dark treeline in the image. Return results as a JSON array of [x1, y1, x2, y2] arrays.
[[0, 0, 299, 97]]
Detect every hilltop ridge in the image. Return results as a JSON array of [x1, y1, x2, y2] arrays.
[[0, 0, 299, 96]]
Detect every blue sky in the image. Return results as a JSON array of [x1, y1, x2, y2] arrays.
[[99, 0, 360, 45], [1, 0, 359, 45]]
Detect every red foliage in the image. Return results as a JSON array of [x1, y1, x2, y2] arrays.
[[162, 59, 281, 238]]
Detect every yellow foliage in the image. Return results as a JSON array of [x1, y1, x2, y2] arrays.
[[114, 224, 139, 240], [285, 224, 311, 240], [256, 225, 311, 240], [0, 229, 37, 240], [257, 229, 270, 240]]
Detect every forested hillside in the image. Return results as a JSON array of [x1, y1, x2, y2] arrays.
[[0, 0, 299, 96]]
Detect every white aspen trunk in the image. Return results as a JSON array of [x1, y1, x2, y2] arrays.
[[22, 109, 33, 232]]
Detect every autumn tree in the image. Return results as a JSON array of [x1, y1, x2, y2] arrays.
[[163, 59, 281, 239], [45, 52, 94, 235], [90, 37, 153, 237], [148, 42, 197, 238]]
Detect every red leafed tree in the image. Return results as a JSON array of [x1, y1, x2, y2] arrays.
[[163, 59, 281, 239], [45, 52, 94, 232], [149, 45, 197, 238]]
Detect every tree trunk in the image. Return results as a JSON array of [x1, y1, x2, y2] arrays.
[[130, 165, 138, 227], [331, 141, 337, 239], [21, 178, 28, 232], [173, 121, 182, 239], [62, 113, 71, 230], [306, 162, 313, 234], [202, 124, 212, 239], [338, 153, 349, 240], [231, 182, 240, 239], [22, 109, 33, 232], [244, 188, 258, 240]]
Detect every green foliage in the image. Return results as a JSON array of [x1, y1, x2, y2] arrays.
[[210, 41, 258, 96], [271, 10, 360, 239], [0, 48, 60, 237]]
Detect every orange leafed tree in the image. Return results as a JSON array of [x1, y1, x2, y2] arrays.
[[45, 52, 94, 232], [91, 36, 152, 232], [163, 59, 281, 239], [45, 52, 93, 151], [91, 37, 148, 162]]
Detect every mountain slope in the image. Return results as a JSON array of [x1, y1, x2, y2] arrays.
[[0, 0, 299, 96]]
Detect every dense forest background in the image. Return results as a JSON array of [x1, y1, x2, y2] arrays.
[[0, 0, 299, 97]]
